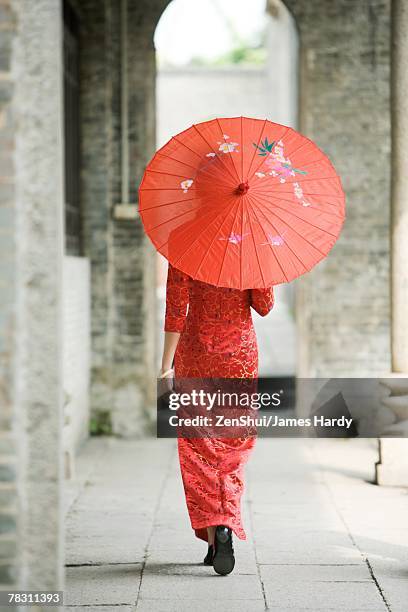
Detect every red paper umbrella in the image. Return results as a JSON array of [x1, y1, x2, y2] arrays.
[[139, 117, 345, 289]]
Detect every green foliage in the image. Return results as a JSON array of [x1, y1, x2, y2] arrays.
[[253, 137, 276, 156], [90, 411, 113, 436], [187, 45, 266, 68]]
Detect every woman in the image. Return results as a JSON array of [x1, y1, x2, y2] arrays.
[[160, 262, 275, 575]]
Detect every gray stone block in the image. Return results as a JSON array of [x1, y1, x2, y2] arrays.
[[0, 515, 16, 535], [65, 564, 142, 606]]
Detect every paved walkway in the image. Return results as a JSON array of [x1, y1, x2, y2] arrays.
[[64, 438, 408, 611]]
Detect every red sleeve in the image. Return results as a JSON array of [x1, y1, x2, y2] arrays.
[[164, 263, 189, 333], [250, 286, 275, 316]]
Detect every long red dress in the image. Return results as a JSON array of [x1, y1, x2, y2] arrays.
[[164, 263, 275, 542]]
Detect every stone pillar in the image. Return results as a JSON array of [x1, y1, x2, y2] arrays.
[[376, 0, 408, 486], [0, 0, 64, 591], [282, 0, 391, 377], [80, 0, 169, 435], [265, 0, 298, 129]]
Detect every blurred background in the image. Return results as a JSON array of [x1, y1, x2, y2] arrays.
[[1, 0, 408, 598], [155, 0, 297, 377]]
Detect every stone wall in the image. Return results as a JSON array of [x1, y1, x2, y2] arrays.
[[79, 0, 170, 434], [0, 0, 18, 585], [283, 0, 391, 376]]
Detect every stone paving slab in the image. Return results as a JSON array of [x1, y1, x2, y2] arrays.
[[259, 562, 372, 582], [262, 579, 386, 610], [255, 544, 363, 565], [260, 564, 383, 609], [65, 564, 142, 606], [64, 605, 136, 612], [138, 573, 263, 601], [264, 608, 387, 611], [250, 503, 344, 528], [65, 539, 147, 566], [65, 438, 175, 567], [135, 599, 266, 612]]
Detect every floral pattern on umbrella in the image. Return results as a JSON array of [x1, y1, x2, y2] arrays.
[[253, 138, 307, 183]]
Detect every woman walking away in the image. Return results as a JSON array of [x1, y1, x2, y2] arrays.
[[160, 262, 274, 575]]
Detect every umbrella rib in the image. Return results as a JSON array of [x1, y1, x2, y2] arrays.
[[216, 197, 243, 286], [253, 188, 344, 198], [247, 192, 312, 272], [240, 116, 244, 182], [193, 157, 237, 188], [240, 198, 244, 290], [261, 200, 342, 221], [252, 191, 343, 236], [245, 199, 267, 288], [156, 152, 200, 172], [292, 155, 328, 169], [253, 185, 343, 200], [251, 189, 344, 219], [146, 203, 205, 232], [172, 135, 203, 159], [155, 197, 229, 254], [246, 194, 291, 283], [248, 191, 309, 276], [284, 138, 340, 174], [245, 118, 267, 181], [144, 168, 234, 191], [191, 124, 239, 185], [215, 117, 241, 183], [197, 173, 235, 191], [197, 151, 240, 182], [253, 175, 342, 185], [256, 191, 337, 238], [171, 194, 238, 270], [248, 125, 292, 183], [157, 146, 236, 186], [193, 195, 240, 278], [252, 193, 337, 256], [146, 168, 198, 179], [168, 137, 235, 186], [280, 137, 315, 162], [144, 191, 221, 230], [140, 195, 199, 212], [140, 187, 232, 192]]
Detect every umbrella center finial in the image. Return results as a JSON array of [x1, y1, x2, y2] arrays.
[[237, 181, 250, 195]]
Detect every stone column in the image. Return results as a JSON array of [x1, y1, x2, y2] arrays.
[[282, 0, 391, 378], [0, 0, 64, 591], [376, 0, 408, 486]]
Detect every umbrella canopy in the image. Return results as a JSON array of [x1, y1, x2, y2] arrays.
[[139, 116, 345, 289]]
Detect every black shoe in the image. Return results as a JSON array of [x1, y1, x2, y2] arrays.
[[203, 544, 214, 565], [213, 525, 235, 575]]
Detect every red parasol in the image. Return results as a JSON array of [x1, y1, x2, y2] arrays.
[[139, 116, 345, 289]]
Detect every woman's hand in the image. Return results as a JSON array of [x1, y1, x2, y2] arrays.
[[157, 366, 175, 396]]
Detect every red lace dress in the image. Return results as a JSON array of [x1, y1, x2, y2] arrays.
[[164, 263, 275, 541]]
